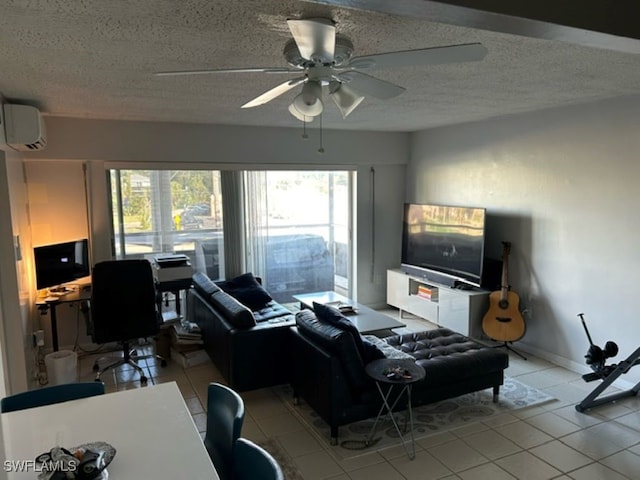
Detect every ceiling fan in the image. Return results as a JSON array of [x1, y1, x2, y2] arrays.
[[156, 18, 488, 121]]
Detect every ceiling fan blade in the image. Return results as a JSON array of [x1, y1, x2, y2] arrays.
[[287, 18, 336, 62], [348, 43, 488, 70], [336, 71, 405, 100], [241, 77, 306, 109], [155, 67, 297, 76]]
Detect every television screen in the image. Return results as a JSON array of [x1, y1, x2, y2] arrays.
[[401, 204, 486, 287], [34, 239, 91, 290]]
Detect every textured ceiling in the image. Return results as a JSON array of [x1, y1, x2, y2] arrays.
[[1, 0, 639, 132]]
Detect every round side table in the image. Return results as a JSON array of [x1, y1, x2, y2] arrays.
[[365, 358, 426, 460]]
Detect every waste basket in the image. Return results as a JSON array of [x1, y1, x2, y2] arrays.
[[45, 350, 78, 385]]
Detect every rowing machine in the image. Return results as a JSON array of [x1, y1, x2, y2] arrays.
[[575, 313, 640, 413]]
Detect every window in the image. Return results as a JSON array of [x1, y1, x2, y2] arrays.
[[109, 168, 354, 301], [109, 169, 224, 278]]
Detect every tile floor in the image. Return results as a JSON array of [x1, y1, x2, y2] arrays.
[[77, 312, 640, 480]]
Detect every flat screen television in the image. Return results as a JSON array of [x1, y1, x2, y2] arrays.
[[401, 203, 486, 288], [34, 239, 91, 290]]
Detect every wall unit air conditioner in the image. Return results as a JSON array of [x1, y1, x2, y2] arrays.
[[0, 104, 47, 151]]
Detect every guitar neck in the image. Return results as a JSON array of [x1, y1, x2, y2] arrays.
[[501, 262, 509, 291], [500, 242, 511, 300]]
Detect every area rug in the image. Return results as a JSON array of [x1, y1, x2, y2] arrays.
[[278, 377, 555, 460], [258, 438, 305, 480]]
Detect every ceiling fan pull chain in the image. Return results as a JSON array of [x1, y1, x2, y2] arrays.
[[318, 113, 325, 153]]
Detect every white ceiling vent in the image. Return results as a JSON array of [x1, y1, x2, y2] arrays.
[[1, 104, 47, 151]]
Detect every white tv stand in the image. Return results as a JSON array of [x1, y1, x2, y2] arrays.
[[386, 269, 489, 338]]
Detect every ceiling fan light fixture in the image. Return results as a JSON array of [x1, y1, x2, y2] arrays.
[[330, 83, 365, 118], [292, 81, 323, 117], [288, 103, 314, 122]]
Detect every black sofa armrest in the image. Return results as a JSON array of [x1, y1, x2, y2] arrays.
[[289, 326, 378, 442], [187, 288, 234, 378], [187, 287, 295, 391], [290, 326, 351, 422]]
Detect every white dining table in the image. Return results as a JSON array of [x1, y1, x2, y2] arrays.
[[1, 382, 219, 479]]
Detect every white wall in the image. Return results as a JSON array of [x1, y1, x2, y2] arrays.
[[0, 149, 32, 394], [26, 118, 409, 166], [0, 151, 11, 396], [24, 161, 92, 349], [355, 164, 407, 307], [408, 95, 640, 381]]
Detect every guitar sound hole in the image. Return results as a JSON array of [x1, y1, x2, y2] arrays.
[[498, 300, 509, 309]]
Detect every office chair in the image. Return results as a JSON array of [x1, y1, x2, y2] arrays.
[[1, 382, 105, 413], [204, 383, 245, 480], [232, 438, 284, 480], [90, 259, 161, 385]]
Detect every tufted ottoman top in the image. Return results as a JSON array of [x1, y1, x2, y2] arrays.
[[383, 328, 509, 385]]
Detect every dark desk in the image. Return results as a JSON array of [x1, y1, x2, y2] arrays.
[[37, 280, 191, 351], [36, 288, 91, 352]]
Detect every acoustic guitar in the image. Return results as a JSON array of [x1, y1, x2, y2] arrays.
[[482, 241, 526, 342]]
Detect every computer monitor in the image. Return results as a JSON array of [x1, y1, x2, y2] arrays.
[[34, 239, 90, 290]]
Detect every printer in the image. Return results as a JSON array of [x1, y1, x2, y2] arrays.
[[152, 254, 193, 288]]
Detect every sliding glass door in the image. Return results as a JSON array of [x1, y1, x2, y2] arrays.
[[244, 171, 352, 303]]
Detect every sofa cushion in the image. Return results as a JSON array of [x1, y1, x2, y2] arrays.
[[217, 272, 273, 311], [384, 328, 509, 384], [192, 272, 222, 297], [209, 290, 256, 328], [253, 301, 294, 323]]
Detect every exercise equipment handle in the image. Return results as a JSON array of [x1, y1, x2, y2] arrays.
[[578, 313, 595, 347]]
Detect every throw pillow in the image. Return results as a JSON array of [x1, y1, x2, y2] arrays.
[[362, 334, 416, 361], [217, 272, 272, 311], [313, 301, 370, 360], [360, 336, 386, 363]]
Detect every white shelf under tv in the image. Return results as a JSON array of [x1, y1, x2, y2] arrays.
[[386, 268, 489, 338]]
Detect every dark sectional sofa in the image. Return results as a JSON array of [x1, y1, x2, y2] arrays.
[[186, 271, 510, 443]]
